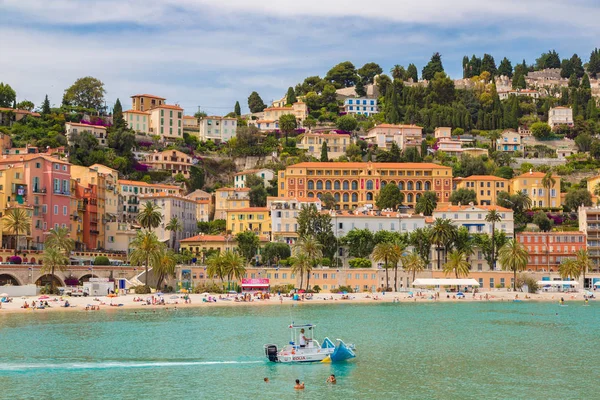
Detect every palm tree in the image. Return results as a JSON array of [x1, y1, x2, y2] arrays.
[[431, 218, 456, 270], [574, 249, 592, 288], [415, 191, 437, 216], [165, 217, 182, 249], [154, 249, 177, 290], [391, 240, 406, 291], [514, 190, 532, 211], [206, 253, 226, 284], [485, 209, 502, 270], [46, 227, 74, 255], [222, 251, 246, 289], [291, 253, 310, 290], [372, 242, 399, 291], [541, 171, 556, 208], [452, 226, 474, 258], [129, 231, 164, 287], [401, 251, 426, 287], [498, 239, 529, 291], [443, 250, 471, 279], [559, 259, 581, 281], [41, 247, 69, 293], [137, 201, 163, 231], [293, 235, 323, 290], [2, 208, 31, 255], [487, 130, 502, 152]]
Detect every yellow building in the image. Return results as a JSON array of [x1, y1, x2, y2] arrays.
[[454, 175, 510, 206], [226, 207, 271, 237], [123, 110, 150, 134], [149, 104, 184, 141], [144, 149, 192, 177], [69, 179, 84, 247], [0, 164, 33, 250], [89, 164, 120, 247], [279, 162, 453, 209], [297, 132, 352, 160], [587, 175, 600, 201], [511, 171, 560, 208], [131, 94, 166, 112], [214, 187, 250, 220], [185, 189, 214, 222]]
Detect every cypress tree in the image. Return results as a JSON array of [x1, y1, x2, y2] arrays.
[[581, 73, 591, 90], [286, 87, 297, 105], [234, 101, 241, 116], [568, 73, 579, 88], [498, 57, 513, 77], [42, 94, 51, 114], [406, 64, 418, 82], [320, 141, 329, 162], [112, 98, 126, 130]]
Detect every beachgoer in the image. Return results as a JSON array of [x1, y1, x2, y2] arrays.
[[327, 374, 336, 384], [294, 379, 305, 390], [264, 377, 269, 383], [585, 298, 589, 305], [560, 297, 565, 305], [299, 329, 308, 347]]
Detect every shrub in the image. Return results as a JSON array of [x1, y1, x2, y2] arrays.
[[134, 285, 151, 294], [516, 274, 539, 293], [8, 256, 22, 264], [312, 285, 321, 293], [193, 283, 224, 294], [270, 284, 294, 294], [337, 285, 355, 293], [348, 258, 372, 269], [94, 256, 110, 266]]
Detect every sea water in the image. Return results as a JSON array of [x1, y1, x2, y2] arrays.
[[0, 301, 598, 399]]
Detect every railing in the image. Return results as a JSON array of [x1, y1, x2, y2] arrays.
[[32, 187, 46, 194]]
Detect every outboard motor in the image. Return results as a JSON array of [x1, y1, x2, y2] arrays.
[[265, 344, 278, 362]]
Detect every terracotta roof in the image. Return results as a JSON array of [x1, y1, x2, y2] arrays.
[[434, 205, 512, 212], [183, 115, 197, 119], [515, 172, 559, 179], [264, 106, 293, 111], [459, 175, 508, 182], [0, 107, 41, 117], [131, 94, 166, 100], [181, 234, 269, 243], [0, 153, 69, 164], [269, 196, 318, 203], [517, 231, 584, 236], [229, 207, 269, 212], [216, 187, 251, 192], [286, 162, 451, 169], [322, 210, 425, 218], [118, 180, 182, 190], [66, 122, 107, 130], [370, 124, 422, 129], [154, 104, 183, 111], [139, 193, 196, 201], [123, 109, 150, 115]]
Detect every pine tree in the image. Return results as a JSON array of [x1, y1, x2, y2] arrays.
[[247, 91, 266, 113], [581, 73, 591, 89], [234, 101, 241, 116], [587, 98, 598, 120], [42, 94, 51, 114], [568, 73, 580, 88], [481, 54, 497, 76], [286, 87, 297, 105], [498, 57, 513, 77], [355, 79, 366, 96], [588, 48, 600, 78], [12, 99, 16, 109], [406, 64, 418, 82], [422, 52, 444, 81], [320, 141, 329, 162], [515, 74, 526, 89], [571, 54, 584, 78]]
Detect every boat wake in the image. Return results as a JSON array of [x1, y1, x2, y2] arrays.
[[0, 360, 263, 372]]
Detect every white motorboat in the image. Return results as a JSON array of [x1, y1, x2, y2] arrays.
[[264, 323, 355, 363]]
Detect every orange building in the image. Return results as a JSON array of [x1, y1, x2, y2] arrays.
[[279, 162, 453, 208], [517, 231, 586, 272]]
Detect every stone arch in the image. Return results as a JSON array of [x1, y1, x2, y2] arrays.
[[407, 193, 414, 203], [325, 180, 332, 190], [351, 181, 358, 190], [334, 193, 340, 202], [78, 274, 98, 284], [316, 181, 323, 190], [308, 192, 315, 198], [398, 181, 404, 190], [424, 181, 431, 191], [416, 181, 422, 191], [0, 273, 21, 286], [343, 193, 349, 202], [35, 274, 65, 288], [351, 193, 358, 202], [407, 181, 414, 190], [342, 181, 349, 190], [366, 192, 373, 201], [366, 180, 374, 190], [307, 180, 314, 190], [334, 180, 341, 190]]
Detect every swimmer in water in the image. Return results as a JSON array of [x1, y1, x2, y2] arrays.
[[294, 379, 305, 390], [327, 374, 337, 384]]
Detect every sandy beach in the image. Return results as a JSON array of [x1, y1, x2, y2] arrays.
[[0, 289, 593, 314]]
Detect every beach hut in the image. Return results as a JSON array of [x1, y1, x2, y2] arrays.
[[537, 280, 579, 293], [412, 278, 480, 289]]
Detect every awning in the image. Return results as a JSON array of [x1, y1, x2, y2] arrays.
[[412, 278, 480, 287], [538, 281, 579, 286], [242, 283, 269, 288]]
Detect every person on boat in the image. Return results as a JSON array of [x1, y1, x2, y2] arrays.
[[299, 329, 309, 348], [294, 379, 305, 390], [327, 374, 337, 384]]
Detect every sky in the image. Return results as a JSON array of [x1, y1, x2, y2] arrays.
[[1, 0, 599, 115]]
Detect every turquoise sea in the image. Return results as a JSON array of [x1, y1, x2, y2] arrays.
[[0, 301, 598, 399]]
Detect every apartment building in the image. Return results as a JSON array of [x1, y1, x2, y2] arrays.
[[496, 130, 523, 152], [341, 97, 379, 116], [198, 116, 238, 142], [432, 205, 514, 236], [139, 193, 198, 249], [517, 231, 586, 272], [548, 106, 573, 128], [279, 162, 453, 208], [511, 171, 560, 208], [71, 165, 108, 250], [65, 122, 108, 147], [297, 132, 352, 160], [364, 124, 423, 151], [118, 180, 183, 223], [269, 196, 321, 244], [130, 94, 166, 112], [454, 175, 510, 206], [233, 168, 274, 189], [144, 149, 193, 178], [434, 127, 452, 140], [123, 110, 150, 134], [226, 207, 271, 238], [149, 104, 184, 141], [185, 189, 213, 222], [214, 187, 250, 220]]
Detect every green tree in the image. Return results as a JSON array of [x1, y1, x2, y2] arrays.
[[409, 227, 432, 266], [372, 242, 400, 291], [293, 235, 323, 290], [279, 114, 297, 145], [415, 191, 437, 216], [375, 183, 404, 209], [286, 87, 297, 105], [498, 239, 528, 290], [429, 72, 455, 105], [93, 256, 110, 266], [485, 209, 503, 269], [559, 259, 580, 281], [320, 193, 337, 210], [234, 101, 241, 116], [422, 52, 444, 80], [112, 98, 126, 130], [336, 115, 358, 132], [107, 127, 135, 156], [41, 247, 69, 293], [303, 116, 317, 131], [533, 211, 552, 232], [16, 100, 34, 111], [480, 53, 497, 76], [402, 251, 426, 287], [535, 50, 560, 70], [497, 57, 513, 77], [531, 122, 552, 139], [249, 184, 267, 207], [46, 227, 75, 256], [431, 218, 456, 270], [154, 248, 177, 290], [188, 165, 205, 191], [247, 91, 266, 113], [138, 201, 163, 231], [129, 231, 164, 288], [325, 61, 358, 88], [296, 204, 336, 261], [292, 253, 310, 290], [574, 249, 592, 287], [165, 217, 183, 249], [222, 250, 246, 288], [588, 48, 600, 78], [2, 208, 30, 256], [568, 73, 580, 88], [355, 80, 366, 96], [342, 228, 375, 258], [41, 94, 51, 114], [390, 65, 406, 80], [64, 76, 106, 111], [320, 141, 329, 162], [449, 188, 477, 205], [235, 231, 260, 265], [357, 62, 383, 85], [564, 189, 592, 211], [541, 171, 556, 208], [206, 252, 226, 284], [262, 242, 291, 266], [406, 63, 418, 82], [0, 82, 17, 107], [443, 250, 470, 279], [348, 258, 372, 268]]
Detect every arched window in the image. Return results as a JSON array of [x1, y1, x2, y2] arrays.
[[316, 181, 323, 190], [407, 193, 413, 202], [317, 193, 323, 199], [424, 181, 431, 190], [407, 181, 413, 190], [398, 182, 404, 190], [352, 193, 358, 202], [343, 181, 349, 190], [308, 192, 314, 198], [308, 181, 314, 190], [416, 193, 421, 201], [366, 192, 373, 201], [351, 181, 358, 190], [334, 181, 341, 190], [334, 193, 340, 201], [343, 193, 349, 202], [381, 181, 386, 189], [325, 181, 332, 190], [366, 180, 373, 190], [416, 181, 422, 190]]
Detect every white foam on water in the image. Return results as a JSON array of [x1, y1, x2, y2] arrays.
[[0, 360, 263, 372]]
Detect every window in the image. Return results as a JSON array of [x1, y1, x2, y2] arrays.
[[63, 206, 67, 216], [54, 205, 58, 215]]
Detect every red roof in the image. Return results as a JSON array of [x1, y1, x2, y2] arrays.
[[434, 205, 512, 212], [131, 94, 166, 100]]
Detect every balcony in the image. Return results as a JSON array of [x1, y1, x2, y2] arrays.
[[90, 230, 100, 235], [32, 187, 47, 194], [127, 199, 140, 205], [53, 189, 71, 196]]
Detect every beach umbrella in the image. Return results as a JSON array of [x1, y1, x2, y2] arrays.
[[0, 293, 8, 297], [457, 292, 464, 296], [408, 292, 414, 296], [39, 295, 49, 300]]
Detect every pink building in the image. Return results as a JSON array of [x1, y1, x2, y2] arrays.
[[0, 154, 72, 249]]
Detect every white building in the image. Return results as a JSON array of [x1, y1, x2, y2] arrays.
[[269, 196, 321, 244], [498, 89, 541, 101], [432, 205, 514, 237], [364, 124, 423, 151], [342, 97, 379, 116], [139, 193, 198, 250], [199, 116, 238, 142], [548, 106, 573, 128], [496, 130, 524, 152], [234, 168, 275, 188], [329, 210, 427, 237], [65, 122, 108, 147]]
